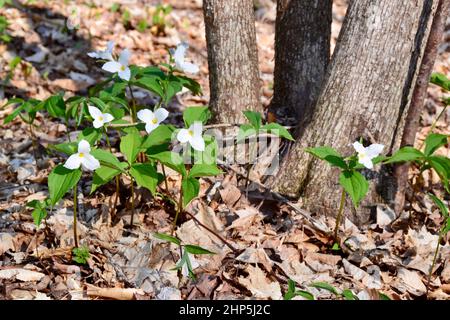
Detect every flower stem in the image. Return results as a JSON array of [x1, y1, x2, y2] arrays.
[[334, 188, 346, 242], [161, 164, 169, 192], [427, 232, 443, 293], [128, 84, 137, 122], [430, 104, 448, 133], [103, 127, 120, 220], [172, 184, 183, 235], [73, 185, 79, 248], [130, 176, 136, 227]]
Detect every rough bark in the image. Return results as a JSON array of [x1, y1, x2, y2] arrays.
[[203, 0, 262, 124], [270, 0, 332, 121], [394, 0, 450, 214], [270, 0, 440, 225]]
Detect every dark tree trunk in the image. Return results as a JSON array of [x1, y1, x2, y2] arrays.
[[203, 0, 263, 124], [270, 0, 333, 121], [393, 0, 450, 214], [270, 0, 441, 225]]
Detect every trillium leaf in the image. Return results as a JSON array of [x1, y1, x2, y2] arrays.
[[243, 110, 262, 130], [183, 106, 211, 127], [44, 95, 65, 118], [120, 130, 142, 164], [48, 165, 82, 206], [181, 177, 200, 207], [27, 200, 48, 227], [91, 165, 123, 194], [130, 163, 159, 194], [430, 72, 450, 91], [424, 133, 448, 156], [141, 124, 174, 150], [309, 282, 339, 296], [149, 151, 186, 176], [428, 156, 450, 193], [342, 289, 358, 300], [384, 146, 425, 164], [153, 233, 181, 245], [78, 127, 102, 145], [188, 164, 222, 178], [428, 193, 448, 219], [237, 124, 257, 142], [90, 149, 125, 171], [184, 244, 215, 255], [134, 77, 165, 98], [305, 146, 347, 169], [260, 122, 294, 141], [339, 170, 369, 208], [50, 142, 78, 155]]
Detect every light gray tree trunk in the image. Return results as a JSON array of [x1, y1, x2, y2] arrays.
[[203, 0, 263, 123], [270, 0, 441, 225], [270, 0, 332, 121]]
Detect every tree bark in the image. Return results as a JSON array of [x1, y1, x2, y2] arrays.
[[270, 0, 440, 225], [393, 0, 450, 214], [203, 0, 263, 123], [270, 0, 332, 121]]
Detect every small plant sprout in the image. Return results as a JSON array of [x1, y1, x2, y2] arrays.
[[64, 140, 100, 171], [306, 141, 385, 243], [171, 42, 199, 74], [353, 141, 384, 169], [137, 107, 169, 134], [72, 246, 90, 264], [178, 247, 200, 278], [177, 121, 205, 151], [87, 41, 115, 60], [88, 105, 114, 129], [102, 48, 131, 81]]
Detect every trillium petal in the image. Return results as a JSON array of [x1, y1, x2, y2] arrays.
[[119, 49, 130, 67], [81, 153, 100, 171], [179, 62, 199, 74], [93, 119, 104, 128], [359, 157, 374, 169], [177, 129, 191, 143], [118, 67, 131, 81], [366, 143, 384, 159], [145, 122, 159, 134], [64, 154, 82, 170], [88, 105, 103, 119], [137, 109, 154, 123], [103, 113, 114, 123], [353, 141, 365, 154], [106, 41, 115, 54], [87, 52, 100, 59], [78, 139, 91, 154], [102, 61, 121, 73], [192, 121, 203, 137], [154, 107, 169, 123], [173, 42, 188, 64], [190, 135, 205, 152]]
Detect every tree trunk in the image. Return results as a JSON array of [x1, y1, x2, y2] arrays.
[[270, 0, 440, 225], [203, 0, 263, 124], [270, 0, 332, 121], [393, 0, 450, 214]]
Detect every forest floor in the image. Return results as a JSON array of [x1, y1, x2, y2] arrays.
[[0, 0, 450, 300]]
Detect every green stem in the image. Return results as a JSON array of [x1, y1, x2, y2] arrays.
[[172, 183, 183, 235], [334, 188, 346, 242], [73, 185, 78, 248], [130, 176, 136, 227], [427, 232, 443, 293], [430, 104, 448, 133], [103, 127, 120, 220], [128, 84, 137, 122], [161, 164, 169, 192]]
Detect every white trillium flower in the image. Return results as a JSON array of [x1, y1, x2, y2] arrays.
[[353, 141, 384, 169], [87, 41, 114, 61], [88, 105, 114, 129], [172, 42, 199, 74], [177, 121, 205, 152], [102, 48, 131, 81], [64, 139, 100, 171], [137, 107, 169, 134], [178, 248, 200, 277]]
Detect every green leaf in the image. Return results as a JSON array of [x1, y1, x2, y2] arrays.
[[153, 233, 181, 245], [27, 200, 48, 227], [91, 166, 122, 194], [384, 146, 425, 164], [77, 127, 102, 145], [260, 123, 294, 141], [48, 165, 82, 206], [310, 282, 339, 296], [428, 156, 450, 192], [3, 100, 26, 124], [134, 77, 165, 98], [176, 75, 202, 95], [120, 130, 142, 163], [89, 97, 108, 111], [72, 246, 90, 264], [51, 142, 78, 155], [183, 106, 211, 127], [192, 135, 218, 165], [430, 72, 450, 91], [90, 149, 125, 171], [342, 289, 358, 300], [243, 110, 262, 130], [237, 124, 257, 142], [182, 177, 200, 207], [149, 151, 186, 176], [188, 164, 222, 178], [140, 124, 174, 150], [428, 193, 448, 219], [130, 163, 159, 194], [424, 133, 448, 156], [184, 244, 215, 255], [339, 170, 369, 208], [44, 95, 65, 118], [305, 146, 347, 169], [378, 292, 391, 300]]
